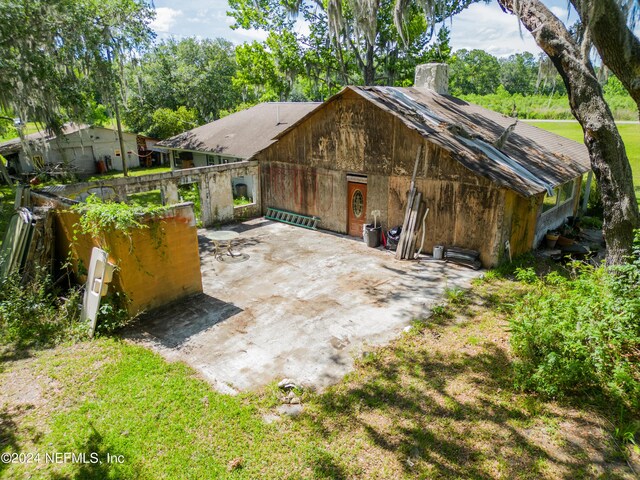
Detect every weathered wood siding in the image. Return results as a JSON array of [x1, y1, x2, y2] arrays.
[[257, 89, 532, 266]]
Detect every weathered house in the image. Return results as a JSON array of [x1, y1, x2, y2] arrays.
[[0, 124, 140, 175], [255, 65, 590, 266], [157, 102, 319, 203]]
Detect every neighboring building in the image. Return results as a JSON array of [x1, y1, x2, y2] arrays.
[[158, 103, 320, 168], [137, 135, 169, 168], [0, 124, 141, 175], [157, 102, 319, 203], [255, 65, 591, 267]]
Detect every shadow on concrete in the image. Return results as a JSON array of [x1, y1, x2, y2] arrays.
[[197, 233, 262, 258], [227, 218, 275, 234], [131, 294, 243, 349]]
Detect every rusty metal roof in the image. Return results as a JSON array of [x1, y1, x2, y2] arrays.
[[353, 86, 590, 197], [157, 102, 320, 158], [272, 86, 590, 197]]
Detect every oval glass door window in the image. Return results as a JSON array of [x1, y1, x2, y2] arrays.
[[352, 189, 364, 218]]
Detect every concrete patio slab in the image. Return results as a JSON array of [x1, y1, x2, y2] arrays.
[[128, 218, 482, 393]]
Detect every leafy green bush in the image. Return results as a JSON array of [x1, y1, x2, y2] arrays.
[[509, 232, 640, 414], [95, 291, 133, 335], [233, 195, 251, 206], [0, 271, 86, 348], [71, 194, 167, 248]]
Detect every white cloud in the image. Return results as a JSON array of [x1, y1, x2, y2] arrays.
[[150, 7, 184, 33], [233, 28, 269, 43], [448, 2, 541, 57]]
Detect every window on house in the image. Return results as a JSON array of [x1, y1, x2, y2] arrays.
[[206, 155, 216, 166], [542, 181, 575, 214], [542, 190, 558, 212]]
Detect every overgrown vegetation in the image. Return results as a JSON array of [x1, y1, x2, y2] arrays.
[[509, 233, 640, 417], [233, 195, 252, 206], [2, 268, 637, 479], [179, 183, 202, 226], [70, 194, 168, 247], [0, 271, 85, 349], [0, 183, 14, 246]]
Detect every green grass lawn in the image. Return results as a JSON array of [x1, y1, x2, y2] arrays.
[[127, 189, 162, 206], [1, 276, 636, 479], [85, 166, 171, 182], [0, 122, 41, 142], [528, 120, 640, 202]]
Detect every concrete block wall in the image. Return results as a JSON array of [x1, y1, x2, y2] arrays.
[[32, 192, 203, 315], [45, 161, 261, 227]]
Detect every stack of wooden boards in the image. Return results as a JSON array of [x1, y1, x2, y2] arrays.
[[396, 147, 424, 260]]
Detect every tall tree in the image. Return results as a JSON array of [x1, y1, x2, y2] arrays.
[[497, 0, 639, 263], [448, 49, 501, 95], [0, 0, 154, 133], [124, 38, 241, 134], [228, 0, 476, 88], [499, 52, 538, 95], [568, 0, 640, 115]]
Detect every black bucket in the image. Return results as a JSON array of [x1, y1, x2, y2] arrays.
[[363, 224, 381, 248]]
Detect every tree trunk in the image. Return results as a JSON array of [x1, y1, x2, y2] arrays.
[[364, 40, 375, 85], [498, 0, 639, 264], [569, 0, 640, 115]]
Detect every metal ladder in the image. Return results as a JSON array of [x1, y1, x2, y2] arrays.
[[264, 207, 320, 230]]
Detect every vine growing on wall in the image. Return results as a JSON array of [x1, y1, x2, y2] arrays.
[[70, 194, 168, 250]]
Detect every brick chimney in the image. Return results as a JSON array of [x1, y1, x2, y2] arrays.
[[414, 63, 449, 95]]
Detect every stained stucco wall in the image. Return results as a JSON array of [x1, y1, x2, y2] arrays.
[[47, 162, 261, 228], [32, 193, 203, 315], [257, 91, 509, 266]]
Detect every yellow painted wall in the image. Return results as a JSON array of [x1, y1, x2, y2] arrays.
[[45, 200, 203, 315]]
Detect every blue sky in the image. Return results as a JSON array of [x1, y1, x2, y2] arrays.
[[150, 0, 571, 57]]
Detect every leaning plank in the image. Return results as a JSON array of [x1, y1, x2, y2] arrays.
[[402, 194, 416, 259], [396, 146, 422, 260], [406, 193, 422, 259]]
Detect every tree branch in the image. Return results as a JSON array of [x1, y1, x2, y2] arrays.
[[497, 0, 639, 262], [569, 0, 640, 113]]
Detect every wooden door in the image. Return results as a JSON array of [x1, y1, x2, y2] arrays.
[[347, 182, 367, 237]]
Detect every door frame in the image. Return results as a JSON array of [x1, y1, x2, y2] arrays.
[[346, 174, 368, 237]]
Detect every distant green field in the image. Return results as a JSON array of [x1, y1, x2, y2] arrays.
[[0, 122, 41, 141], [528, 121, 640, 203]]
